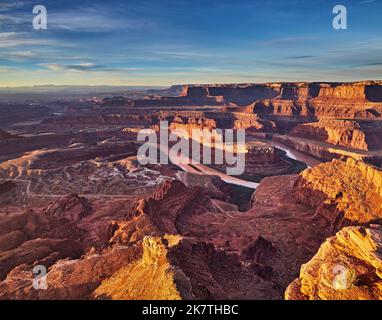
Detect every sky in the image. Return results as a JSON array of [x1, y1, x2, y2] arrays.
[[0, 0, 381, 87]]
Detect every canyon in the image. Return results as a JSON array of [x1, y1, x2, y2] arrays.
[[1, 81, 382, 300]]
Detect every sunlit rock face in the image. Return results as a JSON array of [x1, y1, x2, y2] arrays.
[[294, 158, 382, 227], [107, 81, 382, 117], [286, 226, 382, 300], [285, 159, 382, 300], [289, 119, 382, 151], [93, 235, 279, 300]]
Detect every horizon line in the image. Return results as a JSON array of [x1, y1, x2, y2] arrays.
[[1, 79, 382, 89]]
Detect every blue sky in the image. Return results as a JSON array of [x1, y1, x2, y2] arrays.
[[0, 0, 381, 86]]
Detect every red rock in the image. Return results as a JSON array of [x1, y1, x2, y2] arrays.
[[43, 194, 92, 223], [93, 235, 280, 300]]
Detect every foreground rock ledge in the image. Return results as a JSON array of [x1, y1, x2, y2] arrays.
[[285, 225, 382, 300]]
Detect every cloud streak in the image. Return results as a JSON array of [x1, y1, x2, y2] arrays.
[[359, 0, 375, 4], [0, 1, 26, 12], [40, 62, 100, 72], [0, 32, 54, 48]]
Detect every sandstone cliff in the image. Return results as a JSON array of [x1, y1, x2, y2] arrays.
[[105, 81, 382, 119], [94, 235, 278, 300], [286, 226, 382, 300], [285, 159, 382, 300], [295, 158, 382, 227], [289, 119, 382, 151]]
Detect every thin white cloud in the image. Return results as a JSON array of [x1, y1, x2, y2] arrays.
[[40, 62, 102, 72], [262, 36, 316, 46], [0, 32, 53, 48], [11, 50, 35, 58], [48, 8, 153, 32], [0, 5, 152, 33], [0, 66, 13, 72], [156, 51, 211, 59], [0, 13, 28, 24], [0, 1, 26, 12], [40, 63, 63, 71]]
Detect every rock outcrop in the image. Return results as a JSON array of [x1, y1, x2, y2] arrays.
[[286, 226, 382, 300], [93, 235, 188, 300], [295, 158, 382, 227], [290, 119, 382, 151], [107, 180, 236, 246], [94, 235, 278, 300], [285, 159, 382, 300], [0, 209, 83, 280], [0, 244, 141, 299], [43, 194, 93, 223]]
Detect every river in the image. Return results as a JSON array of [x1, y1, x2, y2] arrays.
[[145, 135, 316, 190], [246, 135, 321, 168]]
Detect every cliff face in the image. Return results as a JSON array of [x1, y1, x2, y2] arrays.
[[286, 226, 382, 300], [93, 235, 188, 300], [172, 82, 382, 118], [284, 159, 382, 300], [100, 81, 382, 119], [289, 119, 382, 151], [94, 235, 277, 300], [317, 84, 367, 99], [295, 158, 382, 227], [199, 84, 280, 105]]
